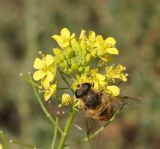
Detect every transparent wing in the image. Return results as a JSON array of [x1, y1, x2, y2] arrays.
[[109, 95, 141, 111], [85, 115, 103, 149]]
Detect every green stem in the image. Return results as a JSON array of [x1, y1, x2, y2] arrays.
[[51, 117, 59, 149], [57, 87, 71, 90], [65, 104, 125, 147], [20, 74, 39, 88], [28, 75, 63, 134], [10, 140, 37, 149], [0, 131, 9, 149], [58, 109, 75, 149]]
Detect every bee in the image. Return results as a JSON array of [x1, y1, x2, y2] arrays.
[[75, 83, 139, 121]]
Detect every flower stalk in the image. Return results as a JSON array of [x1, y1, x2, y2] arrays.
[[51, 117, 59, 149], [58, 109, 75, 149], [28, 75, 63, 134]]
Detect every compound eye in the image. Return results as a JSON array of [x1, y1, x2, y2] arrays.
[[75, 89, 83, 98], [82, 83, 91, 91]]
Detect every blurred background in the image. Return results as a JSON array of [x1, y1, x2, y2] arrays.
[[0, 0, 160, 148]]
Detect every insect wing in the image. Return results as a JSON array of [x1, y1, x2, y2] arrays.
[[109, 96, 141, 111], [85, 116, 103, 149]]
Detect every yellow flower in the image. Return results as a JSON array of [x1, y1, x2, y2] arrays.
[[62, 93, 72, 105], [106, 64, 127, 82], [72, 69, 107, 91], [90, 70, 107, 91], [0, 144, 2, 149], [93, 35, 119, 61], [44, 84, 56, 101], [105, 37, 116, 46], [33, 54, 56, 87], [72, 74, 93, 90], [106, 85, 120, 96], [52, 28, 75, 48], [105, 37, 119, 55]]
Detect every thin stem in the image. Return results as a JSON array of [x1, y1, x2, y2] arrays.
[[10, 140, 37, 149], [57, 70, 76, 148], [0, 131, 9, 149], [20, 74, 39, 88], [28, 75, 63, 134], [65, 104, 125, 147], [57, 87, 71, 90], [51, 117, 59, 149], [58, 108, 75, 149]]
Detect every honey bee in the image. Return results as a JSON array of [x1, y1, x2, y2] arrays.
[[75, 83, 139, 121]]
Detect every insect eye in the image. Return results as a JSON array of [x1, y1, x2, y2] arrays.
[[82, 83, 91, 90], [77, 84, 80, 88], [75, 89, 83, 98]]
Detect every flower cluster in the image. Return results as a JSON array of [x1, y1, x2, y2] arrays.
[[32, 28, 127, 105], [33, 53, 57, 101], [52, 28, 119, 75]]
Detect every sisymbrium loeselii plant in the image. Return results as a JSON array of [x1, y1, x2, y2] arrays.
[[15, 28, 129, 149]]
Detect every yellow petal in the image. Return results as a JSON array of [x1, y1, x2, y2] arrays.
[[44, 90, 51, 101], [61, 28, 70, 38], [52, 35, 63, 47], [41, 73, 54, 87], [106, 48, 119, 55], [91, 51, 96, 57], [46, 72, 54, 82], [99, 56, 109, 62], [33, 58, 44, 69], [96, 35, 103, 43], [53, 48, 62, 56], [89, 31, 96, 41], [107, 86, 120, 96], [33, 70, 46, 81], [117, 64, 126, 71], [50, 84, 56, 94], [105, 37, 116, 45], [0, 144, 3, 149], [45, 55, 54, 65], [52, 34, 60, 40], [79, 30, 86, 39], [44, 84, 56, 101], [70, 33, 75, 39], [96, 73, 105, 81], [41, 78, 50, 88]]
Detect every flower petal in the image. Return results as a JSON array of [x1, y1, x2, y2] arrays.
[[44, 84, 56, 101], [96, 73, 106, 81], [33, 58, 44, 69], [105, 37, 116, 45], [44, 90, 51, 101], [61, 28, 70, 38], [33, 70, 46, 81], [50, 84, 56, 94], [41, 73, 54, 88], [106, 48, 119, 55], [53, 48, 62, 56], [45, 55, 54, 66], [107, 86, 120, 96], [46, 72, 54, 82], [52, 35, 63, 47]]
